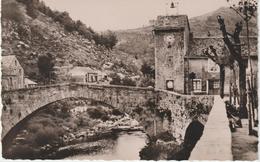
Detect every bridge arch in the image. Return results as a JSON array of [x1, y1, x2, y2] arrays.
[[2, 96, 137, 150], [183, 120, 204, 148], [1, 83, 155, 140]]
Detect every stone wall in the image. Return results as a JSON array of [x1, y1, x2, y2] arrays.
[[2, 83, 214, 144], [154, 90, 214, 144], [1, 83, 155, 139], [154, 15, 190, 94], [154, 30, 185, 93]]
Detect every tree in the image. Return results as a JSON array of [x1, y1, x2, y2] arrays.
[[110, 73, 122, 85], [37, 53, 55, 84], [121, 77, 136, 86], [141, 62, 155, 78], [217, 15, 247, 118], [203, 45, 234, 98], [227, 0, 258, 133], [93, 31, 118, 49], [2, 0, 25, 22]]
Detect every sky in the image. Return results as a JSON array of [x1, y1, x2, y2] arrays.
[[42, 0, 230, 31]]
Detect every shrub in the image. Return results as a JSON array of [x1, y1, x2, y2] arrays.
[[140, 77, 155, 87], [156, 131, 176, 142], [26, 3, 38, 19], [37, 54, 55, 83], [34, 126, 63, 146], [7, 145, 37, 159], [141, 62, 155, 78], [110, 73, 122, 85], [27, 123, 43, 133], [139, 143, 160, 160], [121, 77, 136, 86], [93, 30, 117, 49], [112, 109, 124, 116], [101, 115, 110, 122], [2, 0, 25, 22], [133, 107, 143, 115], [36, 118, 56, 127], [76, 116, 91, 127], [87, 108, 107, 119]]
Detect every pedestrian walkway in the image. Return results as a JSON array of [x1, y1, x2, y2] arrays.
[[189, 96, 233, 160]]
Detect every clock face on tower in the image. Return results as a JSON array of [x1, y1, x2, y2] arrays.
[[164, 35, 175, 48]]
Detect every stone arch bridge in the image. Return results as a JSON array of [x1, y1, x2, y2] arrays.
[[1, 83, 214, 144]]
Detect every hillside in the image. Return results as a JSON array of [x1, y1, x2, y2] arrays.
[[113, 7, 257, 68], [2, 1, 257, 84], [189, 7, 257, 37], [1, 0, 141, 83]]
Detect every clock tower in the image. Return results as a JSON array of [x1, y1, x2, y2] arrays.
[[153, 15, 190, 94]]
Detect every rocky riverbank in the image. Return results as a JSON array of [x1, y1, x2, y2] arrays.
[[3, 98, 144, 159]]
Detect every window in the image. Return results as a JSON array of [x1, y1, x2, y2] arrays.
[[85, 74, 88, 82], [167, 56, 173, 66], [15, 60, 17, 66], [193, 79, 202, 92], [166, 80, 174, 91], [213, 80, 220, 89]]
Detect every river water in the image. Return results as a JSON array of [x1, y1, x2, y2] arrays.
[[66, 131, 147, 160]]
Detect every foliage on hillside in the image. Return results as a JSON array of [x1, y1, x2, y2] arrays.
[[1, 0, 121, 83], [2, 0, 257, 85], [189, 7, 257, 37], [16, 0, 118, 49], [112, 6, 257, 78]]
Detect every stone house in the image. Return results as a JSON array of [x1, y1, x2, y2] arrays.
[[24, 78, 37, 88], [1, 55, 24, 90], [154, 15, 257, 95], [68, 66, 107, 83]]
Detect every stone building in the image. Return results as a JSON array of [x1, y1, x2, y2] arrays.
[[68, 66, 107, 83], [1, 55, 24, 90], [24, 78, 37, 88], [154, 15, 257, 95]]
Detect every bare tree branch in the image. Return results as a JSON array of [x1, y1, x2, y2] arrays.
[[217, 15, 243, 63]]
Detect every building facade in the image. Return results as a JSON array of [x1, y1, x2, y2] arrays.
[[154, 15, 258, 95], [2, 55, 24, 91], [68, 66, 107, 84]]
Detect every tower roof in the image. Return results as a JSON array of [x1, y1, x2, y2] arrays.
[[153, 15, 190, 31]]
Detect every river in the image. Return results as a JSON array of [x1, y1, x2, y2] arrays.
[[66, 131, 147, 160]]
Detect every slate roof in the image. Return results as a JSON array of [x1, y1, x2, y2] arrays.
[[154, 15, 190, 31], [2, 55, 16, 68], [25, 78, 37, 85], [68, 66, 99, 76], [1, 55, 19, 75], [188, 37, 258, 57]]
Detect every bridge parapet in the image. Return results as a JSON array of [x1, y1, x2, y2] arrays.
[[2, 83, 215, 144], [1, 83, 155, 139]]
